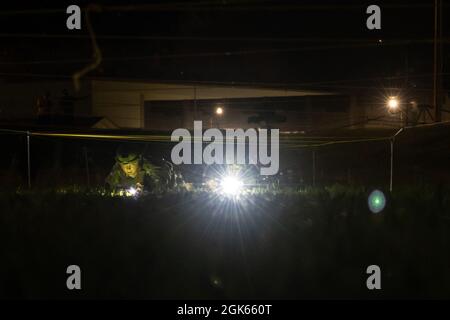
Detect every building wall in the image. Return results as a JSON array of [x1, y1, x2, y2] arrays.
[[91, 79, 337, 130], [92, 81, 143, 128]]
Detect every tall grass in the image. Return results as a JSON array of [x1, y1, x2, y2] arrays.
[[1, 184, 449, 299]]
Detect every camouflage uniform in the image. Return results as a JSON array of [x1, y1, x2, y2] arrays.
[[106, 158, 183, 192], [105, 158, 160, 191]]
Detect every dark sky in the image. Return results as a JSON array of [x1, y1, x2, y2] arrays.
[[0, 0, 447, 92]]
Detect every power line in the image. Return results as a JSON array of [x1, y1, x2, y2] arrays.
[[0, 3, 432, 16], [0, 37, 446, 67], [0, 33, 444, 43], [0, 71, 447, 92], [101, 3, 431, 12]]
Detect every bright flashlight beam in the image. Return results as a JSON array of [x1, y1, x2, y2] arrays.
[[220, 175, 243, 196], [127, 187, 138, 196]]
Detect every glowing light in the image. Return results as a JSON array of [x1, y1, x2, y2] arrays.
[[210, 275, 223, 288], [215, 107, 224, 115], [126, 187, 138, 196], [387, 97, 399, 110], [368, 189, 386, 214], [220, 175, 243, 196]]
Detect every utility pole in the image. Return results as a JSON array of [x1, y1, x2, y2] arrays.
[[433, 0, 443, 122]]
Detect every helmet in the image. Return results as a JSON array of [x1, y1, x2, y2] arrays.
[[115, 144, 141, 164]]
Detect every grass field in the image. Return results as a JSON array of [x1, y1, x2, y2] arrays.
[[1, 185, 450, 299]]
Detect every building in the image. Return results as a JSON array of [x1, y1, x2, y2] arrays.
[[91, 79, 359, 132], [1, 77, 448, 131]]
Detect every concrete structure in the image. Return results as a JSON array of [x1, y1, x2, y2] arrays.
[[91, 79, 355, 132]]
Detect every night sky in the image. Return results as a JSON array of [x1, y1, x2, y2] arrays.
[[0, 1, 447, 92]]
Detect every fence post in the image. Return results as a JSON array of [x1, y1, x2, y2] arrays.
[[390, 127, 404, 192], [27, 131, 31, 189], [389, 138, 394, 192]]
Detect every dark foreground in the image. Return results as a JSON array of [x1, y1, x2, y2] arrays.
[[1, 185, 450, 299]]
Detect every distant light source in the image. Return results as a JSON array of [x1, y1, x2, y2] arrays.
[[387, 97, 399, 111], [215, 107, 224, 115]]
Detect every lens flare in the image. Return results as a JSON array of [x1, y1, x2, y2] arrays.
[[220, 175, 243, 196], [387, 97, 399, 110], [368, 189, 386, 213]]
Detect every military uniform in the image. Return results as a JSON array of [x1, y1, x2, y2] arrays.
[[105, 158, 161, 191], [106, 157, 185, 193]]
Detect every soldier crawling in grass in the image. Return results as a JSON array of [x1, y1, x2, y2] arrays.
[[106, 144, 183, 194]]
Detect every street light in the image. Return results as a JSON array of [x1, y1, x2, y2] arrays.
[[210, 106, 224, 128], [386, 96, 407, 125], [215, 106, 224, 115], [387, 96, 399, 111]]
